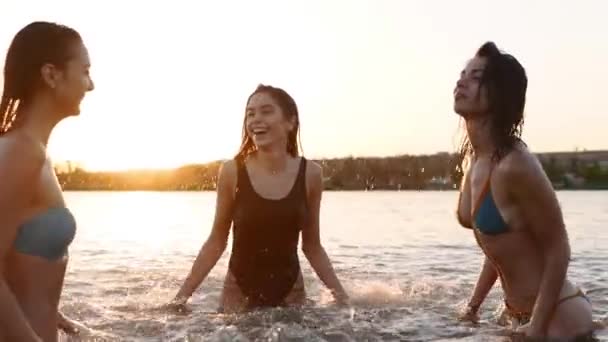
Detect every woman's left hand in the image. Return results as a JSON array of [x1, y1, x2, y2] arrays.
[[514, 321, 544, 340], [57, 312, 82, 335], [334, 291, 350, 307]]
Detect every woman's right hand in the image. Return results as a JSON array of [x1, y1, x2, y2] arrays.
[[458, 303, 480, 323], [333, 291, 350, 307], [164, 297, 191, 315], [57, 312, 82, 335]]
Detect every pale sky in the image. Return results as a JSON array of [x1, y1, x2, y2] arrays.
[[1, 0, 607, 171]]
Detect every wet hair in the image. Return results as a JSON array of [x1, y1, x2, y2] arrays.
[[0, 21, 82, 135], [457, 41, 528, 172], [235, 84, 302, 162]]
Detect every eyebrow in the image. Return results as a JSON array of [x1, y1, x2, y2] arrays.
[[246, 104, 273, 111]]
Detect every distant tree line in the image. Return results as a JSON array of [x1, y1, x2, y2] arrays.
[[55, 152, 608, 191], [542, 155, 608, 188]]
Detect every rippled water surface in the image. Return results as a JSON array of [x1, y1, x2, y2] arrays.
[[58, 191, 607, 341]]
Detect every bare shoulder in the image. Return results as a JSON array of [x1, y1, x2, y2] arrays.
[[495, 145, 542, 178], [0, 132, 46, 173], [306, 160, 323, 182], [305, 159, 323, 178], [304, 159, 323, 195], [219, 159, 238, 178], [217, 159, 238, 189], [0, 133, 45, 210], [494, 144, 551, 192]]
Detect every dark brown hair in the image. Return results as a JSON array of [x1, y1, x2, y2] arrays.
[[1, 21, 82, 134], [458, 41, 528, 169], [235, 84, 302, 161]]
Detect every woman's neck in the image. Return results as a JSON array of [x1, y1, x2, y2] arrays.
[[17, 96, 61, 147], [465, 117, 495, 159], [255, 147, 290, 174]]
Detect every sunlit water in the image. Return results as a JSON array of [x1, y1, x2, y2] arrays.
[[58, 191, 607, 341]]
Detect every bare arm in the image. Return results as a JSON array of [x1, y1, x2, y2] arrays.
[[301, 162, 348, 303], [173, 161, 237, 303], [501, 152, 570, 335], [0, 138, 44, 342], [57, 311, 81, 335], [459, 160, 498, 320], [466, 256, 498, 315], [456, 163, 473, 229]]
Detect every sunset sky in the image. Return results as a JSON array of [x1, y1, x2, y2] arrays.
[[1, 0, 607, 171]]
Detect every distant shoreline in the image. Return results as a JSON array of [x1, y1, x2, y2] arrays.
[[55, 151, 608, 192], [62, 188, 608, 192]]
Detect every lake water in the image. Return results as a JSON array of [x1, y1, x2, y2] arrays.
[[58, 191, 607, 341]]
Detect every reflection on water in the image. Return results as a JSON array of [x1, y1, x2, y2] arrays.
[[59, 191, 607, 341]]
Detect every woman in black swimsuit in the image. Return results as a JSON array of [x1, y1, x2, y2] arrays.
[[170, 84, 348, 312]]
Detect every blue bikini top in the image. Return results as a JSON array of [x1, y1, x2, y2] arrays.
[[13, 207, 77, 260], [473, 172, 508, 235]]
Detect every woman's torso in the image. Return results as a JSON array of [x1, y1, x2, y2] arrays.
[[228, 156, 308, 307], [459, 154, 574, 313], [4, 152, 76, 341]]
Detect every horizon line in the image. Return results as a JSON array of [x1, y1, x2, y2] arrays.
[[52, 148, 608, 173]]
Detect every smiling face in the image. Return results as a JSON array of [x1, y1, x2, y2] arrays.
[[235, 85, 301, 161], [1, 22, 95, 134], [245, 91, 295, 151], [453, 56, 490, 119], [42, 39, 95, 117]]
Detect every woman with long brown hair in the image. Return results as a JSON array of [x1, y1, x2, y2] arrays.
[[454, 41, 594, 340], [170, 84, 348, 312], [0, 21, 94, 341]]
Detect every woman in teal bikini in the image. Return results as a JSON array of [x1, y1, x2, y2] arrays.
[[0, 22, 94, 341], [454, 42, 595, 339]]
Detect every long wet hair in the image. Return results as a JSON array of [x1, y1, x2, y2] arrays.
[[0, 21, 82, 135], [234, 84, 302, 162], [457, 41, 528, 173]]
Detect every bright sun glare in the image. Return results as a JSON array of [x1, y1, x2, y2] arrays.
[[3, 1, 608, 171]]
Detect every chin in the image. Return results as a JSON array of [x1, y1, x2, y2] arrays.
[[251, 138, 270, 148], [254, 142, 274, 151], [255, 139, 285, 152], [453, 105, 466, 117], [58, 103, 80, 117], [67, 106, 81, 117]]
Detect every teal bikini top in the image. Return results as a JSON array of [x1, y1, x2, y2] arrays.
[[13, 207, 77, 260], [473, 172, 508, 235]]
